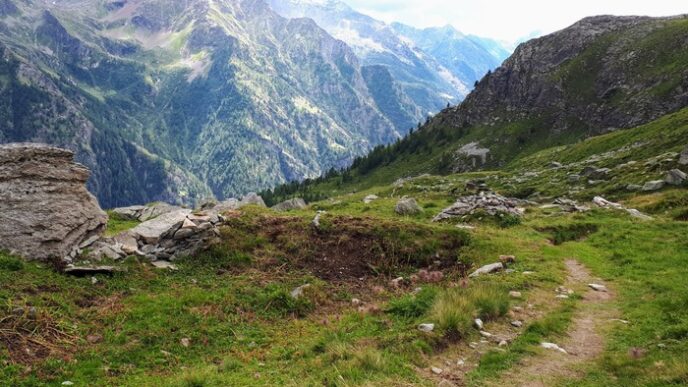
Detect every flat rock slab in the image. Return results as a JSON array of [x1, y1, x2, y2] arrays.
[[469, 262, 505, 277], [131, 209, 192, 244]]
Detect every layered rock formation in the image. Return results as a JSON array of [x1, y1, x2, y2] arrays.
[[0, 143, 107, 261]]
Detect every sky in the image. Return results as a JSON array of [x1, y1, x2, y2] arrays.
[[345, 0, 688, 42]]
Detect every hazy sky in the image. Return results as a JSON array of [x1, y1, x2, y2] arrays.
[[346, 0, 687, 42]]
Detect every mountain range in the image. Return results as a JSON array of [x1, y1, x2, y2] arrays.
[[0, 0, 509, 208]]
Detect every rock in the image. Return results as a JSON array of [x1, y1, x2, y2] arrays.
[[479, 331, 493, 338], [151, 261, 178, 270], [433, 193, 526, 222], [568, 174, 581, 182], [111, 205, 146, 220], [593, 196, 624, 209], [395, 197, 422, 215], [642, 180, 665, 191], [553, 198, 589, 212], [499, 340, 508, 347], [0, 144, 108, 262], [541, 342, 567, 354], [390, 277, 404, 287], [290, 284, 310, 299], [680, 146, 688, 165], [556, 295, 570, 299], [180, 338, 190, 347], [62, 382, 74, 386], [474, 318, 484, 330], [469, 262, 504, 278], [91, 277, 98, 285], [511, 320, 523, 328], [131, 210, 192, 244], [363, 194, 379, 204], [549, 161, 563, 168], [64, 265, 120, 276], [588, 283, 607, 292], [664, 169, 687, 185], [626, 209, 653, 220], [509, 291, 522, 299], [418, 323, 435, 333], [626, 184, 642, 191], [86, 334, 103, 344], [431, 366, 443, 375], [271, 198, 307, 211], [582, 167, 611, 180], [212, 199, 240, 214], [312, 211, 325, 229], [239, 192, 266, 208], [351, 298, 361, 306]]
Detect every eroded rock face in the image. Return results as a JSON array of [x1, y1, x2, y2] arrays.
[[0, 143, 107, 261]]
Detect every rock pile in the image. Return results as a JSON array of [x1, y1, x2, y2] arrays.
[[433, 193, 526, 222], [0, 144, 107, 262], [110, 203, 182, 222]]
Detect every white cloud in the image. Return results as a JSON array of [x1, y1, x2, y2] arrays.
[[345, 0, 688, 42]]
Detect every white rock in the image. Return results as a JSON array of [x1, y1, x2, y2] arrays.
[[499, 340, 508, 347], [480, 331, 493, 338], [474, 318, 484, 330], [131, 210, 192, 244], [509, 291, 522, 299], [431, 366, 443, 375], [418, 323, 435, 333], [511, 320, 523, 328], [588, 283, 607, 292], [556, 295, 570, 299], [541, 342, 567, 354], [468, 262, 504, 278], [290, 284, 310, 299], [151, 261, 178, 270], [363, 194, 379, 204], [61, 382, 74, 386]]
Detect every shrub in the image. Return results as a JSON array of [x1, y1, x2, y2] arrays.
[[0, 253, 23, 271]]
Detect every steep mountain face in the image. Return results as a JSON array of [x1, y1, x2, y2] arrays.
[[265, 14, 688, 198], [390, 23, 510, 86], [266, 0, 491, 115], [0, 0, 408, 208]]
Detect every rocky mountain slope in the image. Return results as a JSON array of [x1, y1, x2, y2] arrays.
[[266, 0, 509, 115], [262, 14, 688, 202], [0, 0, 421, 208]]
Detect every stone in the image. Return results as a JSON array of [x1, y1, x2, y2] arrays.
[[479, 331, 492, 338], [351, 298, 361, 306], [139, 203, 182, 222], [626, 184, 642, 191], [312, 211, 325, 229], [131, 209, 192, 244], [290, 284, 310, 299], [511, 320, 523, 328], [680, 146, 688, 165], [499, 340, 508, 347], [271, 198, 307, 211], [363, 194, 379, 204], [418, 323, 435, 332], [642, 180, 665, 191], [180, 338, 191, 347], [664, 169, 687, 185], [110, 205, 146, 221], [541, 342, 567, 354], [588, 283, 607, 292], [431, 367, 443, 375], [469, 262, 504, 277], [0, 144, 108, 262], [239, 192, 266, 208], [395, 197, 422, 215], [474, 318, 484, 330], [626, 209, 653, 220], [86, 334, 103, 343], [151, 261, 178, 270], [390, 277, 404, 287], [212, 199, 240, 214], [582, 167, 611, 180], [509, 291, 522, 299], [549, 161, 563, 168]]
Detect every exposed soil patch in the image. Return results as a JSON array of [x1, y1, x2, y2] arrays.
[[219, 214, 469, 281]]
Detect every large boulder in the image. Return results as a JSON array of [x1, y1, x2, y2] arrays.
[[0, 143, 107, 261], [395, 197, 422, 215], [664, 169, 687, 186], [680, 146, 688, 165], [271, 198, 307, 212], [239, 192, 266, 208]]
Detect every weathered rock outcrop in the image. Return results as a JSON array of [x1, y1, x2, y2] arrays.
[[0, 143, 107, 261], [433, 193, 526, 222], [271, 198, 307, 212]]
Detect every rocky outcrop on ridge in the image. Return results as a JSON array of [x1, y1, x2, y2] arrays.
[[0, 143, 107, 262]]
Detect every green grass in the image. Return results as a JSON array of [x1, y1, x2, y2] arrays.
[[105, 211, 140, 237]]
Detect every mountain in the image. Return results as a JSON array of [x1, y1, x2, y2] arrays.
[[262, 14, 688, 202], [266, 0, 507, 115], [0, 0, 411, 208], [390, 23, 510, 86]]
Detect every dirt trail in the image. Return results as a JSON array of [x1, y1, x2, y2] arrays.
[[485, 259, 617, 387]]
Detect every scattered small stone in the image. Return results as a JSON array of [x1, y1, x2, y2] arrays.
[[664, 169, 687, 185], [549, 161, 563, 168], [480, 331, 493, 338], [457, 359, 465, 366], [499, 340, 508, 347], [418, 323, 435, 333], [390, 277, 404, 287], [541, 342, 567, 354], [351, 298, 361, 306], [431, 366, 443, 375], [180, 338, 190, 348], [468, 262, 504, 278], [91, 277, 98, 285], [469, 342, 478, 349], [363, 194, 379, 204], [433, 193, 526, 222], [86, 334, 103, 344], [61, 382, 74, 386], [582, 167, 611, 180], [511, 320, 523, 328], [588, 283, 607, 292], [556, 295, 570, 299], [151, 261, 178, 270], [509, 291, 522, 299], [290, 284, 310, 299], [395, 197, 423, 215], [311, 211, 325, 229], [474, 318, 484, 330], [642, 180, 665, 191]]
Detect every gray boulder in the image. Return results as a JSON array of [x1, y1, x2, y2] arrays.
[[395, 197, 422, 215], [110, 202, 182, 222], [130, 210, 192, 245], [680, 146, 688, 165], [642, 180, 665, 191], [581, 166, 611, 180], [0, 144, 107, 261], [239, 192, 266, 208], [272, 198, 307, 211], [664, 169, 687, 186]]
